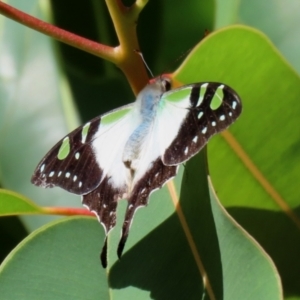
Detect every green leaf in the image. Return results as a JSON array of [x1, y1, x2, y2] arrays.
[[0, 189, 43, 215], [174, 25, 300, 208], [175, 25, 300, 296], [0, 154, 282, 298], [0, 217, 109, 300], [209, 181, 282, 299]]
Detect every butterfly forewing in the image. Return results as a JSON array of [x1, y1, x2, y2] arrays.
[[31, 118, 103, 195], [31, 104, 134, 196], [161, 82, 242, 165]]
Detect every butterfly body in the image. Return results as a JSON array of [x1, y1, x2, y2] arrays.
[[32, 77, 242, 267]]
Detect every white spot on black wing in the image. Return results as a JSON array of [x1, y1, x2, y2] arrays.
[[184, 147, 189, 155], [198, 111, 204, 119]]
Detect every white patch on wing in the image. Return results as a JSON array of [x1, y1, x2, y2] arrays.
[[91, 82, 191, 195], [92, 105, 138, 192], [125, 90, 186, 186], [130, 120, 162, 187], [157, 96, 190, 166], [133, 99, 187, 184], [193, 136, 198, 143]]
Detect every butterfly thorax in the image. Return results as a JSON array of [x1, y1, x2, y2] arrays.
[[122, 78, 170, 172]]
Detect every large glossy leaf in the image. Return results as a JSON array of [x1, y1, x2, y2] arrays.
[[0, 153, 282, 299], [0, 189, 43, 215], [214, 0, 300, 75], [174, 25, 300, 297], [0, 217, 108, 300], [174, 25, 300, 209]]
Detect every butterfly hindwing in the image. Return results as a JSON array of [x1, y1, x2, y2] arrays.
[[82, 176, 122, 268], [118, 158, 178, 257], [161, 82, 242, 165], [81, 103, 141, 247]]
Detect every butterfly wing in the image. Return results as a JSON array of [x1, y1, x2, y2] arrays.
[[159, 82, 242, 165], [31, 104, 136, 195], [81, 104, 142, 240], [116, 82, 242, 257], [32, 118, 101, 195], [118, 158, 177, 258], [32, 103, 142, 267]]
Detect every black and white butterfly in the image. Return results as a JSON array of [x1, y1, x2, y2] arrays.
[[31, 77, 242, 267]]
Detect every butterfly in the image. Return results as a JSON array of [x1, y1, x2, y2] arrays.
[[31, 76, 242, 267]]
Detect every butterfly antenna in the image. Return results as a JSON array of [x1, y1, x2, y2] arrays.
[[134, 49, 154, 78]]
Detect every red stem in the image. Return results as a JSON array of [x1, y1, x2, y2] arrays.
[[43, 206, 95, 217], [0, 1, 117, 63], [0, 1, 150, 94]]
